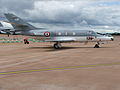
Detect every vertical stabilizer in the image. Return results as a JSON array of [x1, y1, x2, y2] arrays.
[[4, 13, 37, 30]]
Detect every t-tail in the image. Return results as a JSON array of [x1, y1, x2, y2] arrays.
[[4, 13, 37, 31]]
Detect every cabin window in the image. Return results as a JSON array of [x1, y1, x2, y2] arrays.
[[58, 32, 62, 35], [73, 32, 76, 35], [65, 32, 68, 35]]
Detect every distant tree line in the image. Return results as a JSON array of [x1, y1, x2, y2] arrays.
[[111, 33, 120, 36]]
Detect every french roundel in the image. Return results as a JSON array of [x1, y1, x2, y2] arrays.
[[44, 32, 50, 37]]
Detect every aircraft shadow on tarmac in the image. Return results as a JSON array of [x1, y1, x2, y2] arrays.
[[28, 46, 112, 52]]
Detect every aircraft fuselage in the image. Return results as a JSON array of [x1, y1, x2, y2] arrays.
[[22, 29, 114, 42]]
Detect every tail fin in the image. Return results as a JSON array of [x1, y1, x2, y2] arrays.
[[4, 13, 37, 30], [0, 22, 3, 27]]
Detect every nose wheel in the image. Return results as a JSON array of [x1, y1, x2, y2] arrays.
[[53, 42, 62, 49], [94, 42, 100, 48]]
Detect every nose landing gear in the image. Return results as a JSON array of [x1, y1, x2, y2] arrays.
[[94, 42, 100, 48]]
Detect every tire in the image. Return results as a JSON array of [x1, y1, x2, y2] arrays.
[[27, 41, 29, 44], [54, 44, 59, 49], [94, 44, 100, 48]]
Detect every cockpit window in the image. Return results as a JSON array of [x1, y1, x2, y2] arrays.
[[97, 33, 104, 35], [97, 33, 112, 37]]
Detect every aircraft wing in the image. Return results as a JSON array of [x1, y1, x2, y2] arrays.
[[46, 37, 75, 42]]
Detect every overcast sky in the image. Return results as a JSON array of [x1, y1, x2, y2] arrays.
[[0, 0, 120, 33]]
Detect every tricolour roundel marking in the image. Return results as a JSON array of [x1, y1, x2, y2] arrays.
[[44, 32, 50, 37]]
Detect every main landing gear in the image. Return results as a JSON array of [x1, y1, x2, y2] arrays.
[[53, 42, 62, 49], [94, 42, 100, 48]]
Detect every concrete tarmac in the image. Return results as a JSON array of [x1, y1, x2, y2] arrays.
[[0, 35, 120, 90]]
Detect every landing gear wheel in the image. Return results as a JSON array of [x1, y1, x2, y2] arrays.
[[94, 44, 100, 48], [24, 39, 29, 44], [53, 42, 62, 49], [54, 44, 59, 49]]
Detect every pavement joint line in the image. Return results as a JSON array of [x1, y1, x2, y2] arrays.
[[0, 62, 120, 75]]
